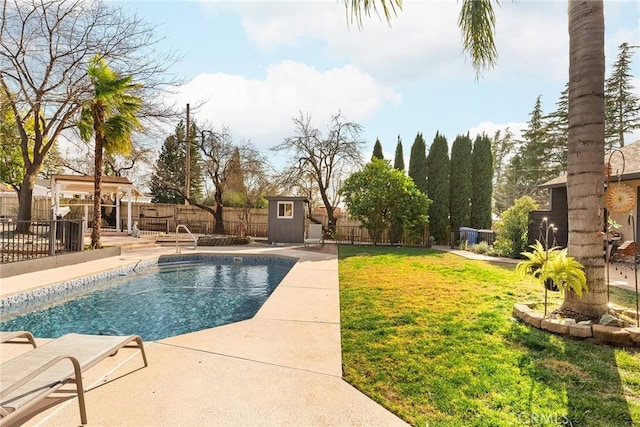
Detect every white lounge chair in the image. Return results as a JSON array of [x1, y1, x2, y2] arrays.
[[0, 333, 148, 425], [304, 223, 323, 247]]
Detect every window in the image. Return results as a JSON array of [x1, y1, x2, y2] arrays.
[[277, 201, 294, 219]]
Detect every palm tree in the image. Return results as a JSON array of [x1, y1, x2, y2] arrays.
[[562, 2, 606, 317], [345, 0, 607, 318], [78, 56, 143, 249]]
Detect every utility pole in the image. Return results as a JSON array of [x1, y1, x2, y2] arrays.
[[185, 103, 190, 205]]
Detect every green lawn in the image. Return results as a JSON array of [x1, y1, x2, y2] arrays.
[[338, 246, 640, 427]]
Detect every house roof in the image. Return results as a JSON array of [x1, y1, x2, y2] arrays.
[[540, 140, 640, 188]]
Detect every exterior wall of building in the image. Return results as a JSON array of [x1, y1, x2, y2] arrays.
[[529, 187, 569, 248], [266, 198, 307, 244]]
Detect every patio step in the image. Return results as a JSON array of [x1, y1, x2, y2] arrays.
[[119, 240, 162, 251], [155, 236, 197, 247]]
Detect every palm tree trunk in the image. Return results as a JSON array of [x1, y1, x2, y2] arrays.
[[561, 0, 607, 318], [92, 135, 103, 249]]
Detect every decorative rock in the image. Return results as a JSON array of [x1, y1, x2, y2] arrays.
[[513, 304, 531, 319], [569, 323, 593, 338], [592, 324, 634, 347], [623, 309, 639, 320], [600, 314, 623, 327], [522, 311, 543, 329], [625, 327, 640, 344], [578, 320, 593, 326], [541, 319, 570, 335], [564, 318, 576, 325]]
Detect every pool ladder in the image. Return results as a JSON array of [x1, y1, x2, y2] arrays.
[[176, 224, 198, 253]]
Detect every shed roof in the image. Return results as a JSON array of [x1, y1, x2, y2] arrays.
[[540, 140, 640, 188], [266, 196, 311, 202]]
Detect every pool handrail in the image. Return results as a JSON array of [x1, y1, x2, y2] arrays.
[[176, 224, 197, 253]]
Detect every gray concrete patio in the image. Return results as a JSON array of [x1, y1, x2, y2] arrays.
[[0, 238, 408, 426]]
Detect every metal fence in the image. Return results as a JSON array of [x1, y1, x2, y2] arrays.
[[132, 218, 268, 240], [1, 219, 84, 264], [329, 225, 432, 246]]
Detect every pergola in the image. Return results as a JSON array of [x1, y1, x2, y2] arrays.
[[50, 174, 143, 234]]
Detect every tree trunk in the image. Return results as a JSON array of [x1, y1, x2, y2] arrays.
[[214, 189, 224, 234], [561, 0, 607, 318], [92, 135, 104, 249], [15, 172, 37, 233]]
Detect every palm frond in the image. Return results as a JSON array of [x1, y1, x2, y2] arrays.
[[458, 0, 499, 77]]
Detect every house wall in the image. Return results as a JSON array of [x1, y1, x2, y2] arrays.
[[531, 178, 640, 248], [607, 178, 640, 242], [529, 187, 569, 248]]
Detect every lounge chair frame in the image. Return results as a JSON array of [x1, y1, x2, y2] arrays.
[[0, 333, 147, 425], [0, 331, 37, 348]]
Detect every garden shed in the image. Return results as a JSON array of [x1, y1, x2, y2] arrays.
[[266, 196, 309, 244]]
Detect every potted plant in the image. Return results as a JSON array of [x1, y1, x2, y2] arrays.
[[516, 240, 588, 296]]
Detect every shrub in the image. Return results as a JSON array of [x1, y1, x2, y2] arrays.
[[493, 196, 538, 258], [470, 241, 490, 254]]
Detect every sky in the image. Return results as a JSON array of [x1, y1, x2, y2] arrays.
[[115, 0, 640, 166]]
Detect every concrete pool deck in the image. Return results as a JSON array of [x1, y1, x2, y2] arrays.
[[0, 238, 408, 426]]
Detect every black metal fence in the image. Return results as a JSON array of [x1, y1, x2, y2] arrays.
[[1, 219, 84, 264], [329, 225, 432, 246], [132, 218, 268, 240]]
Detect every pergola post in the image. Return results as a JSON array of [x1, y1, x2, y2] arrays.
[[126, 187, 132, 234]]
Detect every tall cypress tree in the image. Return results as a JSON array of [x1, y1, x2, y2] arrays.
[[388, 135, 407, 242], [372, 138, 384, 160], [449, 133, 472, 233], [393, 135, 405, 172], [605, 42, 640, 149], [408, 133, 427, 195], [427, 132, 450, 244], [470, 133, 493, 229]]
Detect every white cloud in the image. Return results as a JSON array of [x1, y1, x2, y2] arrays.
[[468, 121, 526, 142], [170, 61, 400, 151], [232, 1, 575, 84]]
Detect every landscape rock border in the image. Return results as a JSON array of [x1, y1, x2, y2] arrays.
[[513, 302, 640, 347]]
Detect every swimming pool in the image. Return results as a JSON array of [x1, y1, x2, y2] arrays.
[[0, 255, 295, 341]]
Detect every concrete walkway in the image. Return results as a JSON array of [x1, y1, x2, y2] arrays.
[[0, 238, 408, 426]]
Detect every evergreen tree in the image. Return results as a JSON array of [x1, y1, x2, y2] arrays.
[[372, 138, 384, 160], [470, 133, 493, 229], [493, 154, 537, 214], [491, 128, 516, 189], [427, 132, 450, 244], [545, 83, 569, 171], [149, 121, 203, 204], [408, 133, 427, 195], [449, 133, 472, 233], [520, 96, 555, 205], [605, 42, 640, 149], [393, 135, 405, 172], [388, 135, 407, 242]]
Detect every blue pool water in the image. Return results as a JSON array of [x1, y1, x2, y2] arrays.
[[0, 261, 292, 341]]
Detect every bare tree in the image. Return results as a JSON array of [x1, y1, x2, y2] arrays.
[[272, 111, 365, 232], [0, 0, 178, 231]]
